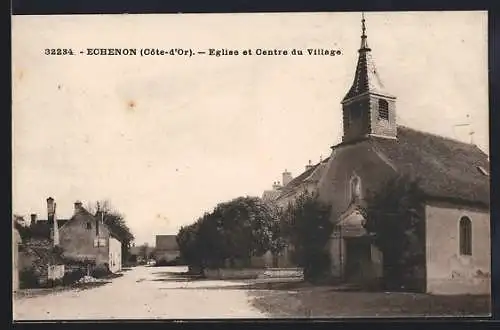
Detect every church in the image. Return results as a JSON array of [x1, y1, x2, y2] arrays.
[[264, 15, 490, 295]]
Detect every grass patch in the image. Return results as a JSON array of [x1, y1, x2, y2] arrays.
[[248, 287, 491, 318]]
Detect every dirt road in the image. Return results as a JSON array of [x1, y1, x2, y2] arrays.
[[13, 266, 268, 320]]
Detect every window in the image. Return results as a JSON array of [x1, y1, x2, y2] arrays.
[[350, 175, 362, 202], [459, 216, 472, 255], [93, 238, 107, 247], [378, 99, 389, 120], [86, 222, 91, 230]]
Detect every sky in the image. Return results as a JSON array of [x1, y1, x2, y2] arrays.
[[12, 11, 489, 246]]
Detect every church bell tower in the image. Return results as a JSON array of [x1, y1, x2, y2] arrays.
[[341, 13, 397, 142]]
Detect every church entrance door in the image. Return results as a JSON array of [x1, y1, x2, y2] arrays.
[[344, 237, 372, 283]]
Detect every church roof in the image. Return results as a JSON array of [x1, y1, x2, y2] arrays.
[[370, 126, 489, 207], [342, 14, 395, 103]]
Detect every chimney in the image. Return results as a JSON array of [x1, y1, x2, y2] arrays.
[[30, 213, 37, 226], [272, 181, 281, 190], [74, 200, 83, 214], [305, 160, 314, 171], [52, 202, 60, 246], [47, 197, 55, 223], [282, 169, 293, 186], [95, 210, 104, 236]]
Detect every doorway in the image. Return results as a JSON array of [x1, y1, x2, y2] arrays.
[[344, 237, 373, 282]]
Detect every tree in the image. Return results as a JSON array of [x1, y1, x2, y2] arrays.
[[176, 219, 204, 273], [360, 174, 425, 291], [13, 215, 32, 242], [176, 196, 285, 272], [282, 192, 333, 282]]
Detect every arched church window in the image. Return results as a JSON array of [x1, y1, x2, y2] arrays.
[[378, 99, 389, 120], [459, 216, 472, 256], [350, 175, 362, 202]]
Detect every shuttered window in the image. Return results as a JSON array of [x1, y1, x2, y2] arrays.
[[378, 99, 389, 120]]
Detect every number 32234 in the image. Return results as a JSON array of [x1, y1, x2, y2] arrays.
[[44, 48, 75, 55]]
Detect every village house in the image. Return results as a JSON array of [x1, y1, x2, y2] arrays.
[[12, 226, 21, 292], [58, 200, 123, 273], [264, 16, 490, 295], [25, 198, 123, 275], [17, 198, 66, 288], [261, 159, 330, 268]]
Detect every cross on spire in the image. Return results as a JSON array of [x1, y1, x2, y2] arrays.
[[361, 12, 366, 36], [360, 12, 370, 51]]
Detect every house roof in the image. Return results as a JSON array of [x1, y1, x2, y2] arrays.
[[155, 235, 178, 251], [30, 207, 95, 239], [28, 206, 123, 242], [29, 219, 70, 239], [304, 159, 330, 183], [276, 157, 330, 200], [23, 239, 65, 264], [369, 126, 489, 207], [262, 189, 282, 202]]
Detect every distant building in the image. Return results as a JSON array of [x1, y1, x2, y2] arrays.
[[262, 159, 330, 268], [154, 235, 180, 264], [129, 244, 155, 263]]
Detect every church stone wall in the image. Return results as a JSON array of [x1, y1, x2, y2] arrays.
[[425, 201, 490, 295], [317, 142, 397, 222], [318, 142, 397, 279]]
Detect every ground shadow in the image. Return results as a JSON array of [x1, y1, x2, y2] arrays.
[[14, 281, 111, 300], [150, 270, 205, 282], [157, 279, 308, 290]]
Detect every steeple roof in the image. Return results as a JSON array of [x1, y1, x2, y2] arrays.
[[342, 13, 395, 103]]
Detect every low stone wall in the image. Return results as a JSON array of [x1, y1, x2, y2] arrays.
[[258, 268, 303, 279], [203, 267, 303, 280], [204, 268, 264, 280]]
